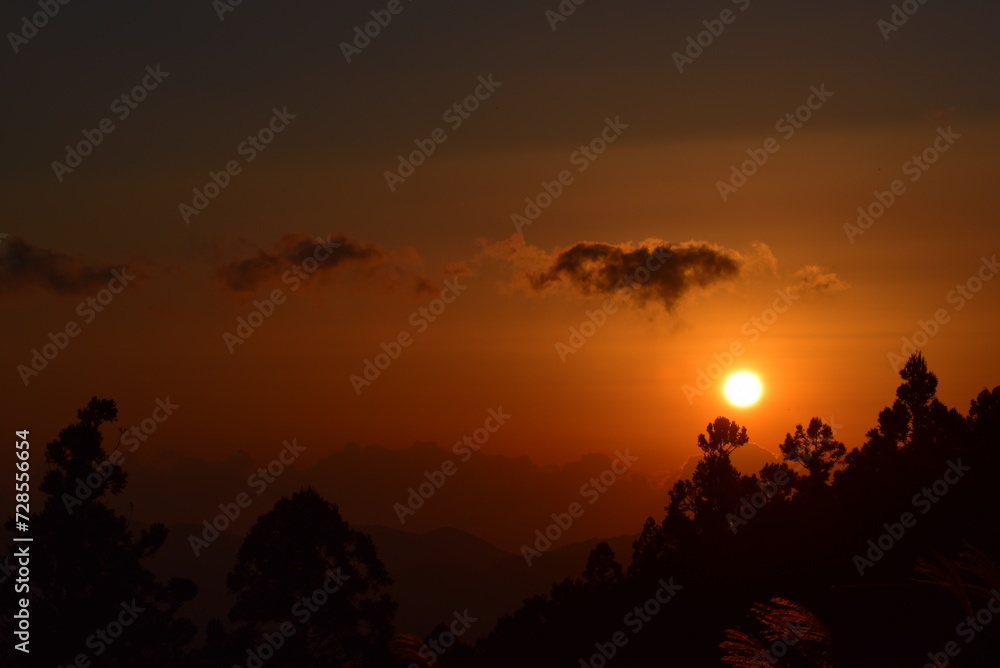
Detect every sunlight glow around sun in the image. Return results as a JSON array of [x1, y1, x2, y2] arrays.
[[723, 371, 763, 407]]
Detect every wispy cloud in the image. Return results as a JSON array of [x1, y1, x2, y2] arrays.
[[788, 265, 850, 298], [0, 236, 120, 296], [477, 234, 761, 310], [213, 233, 437, 295]]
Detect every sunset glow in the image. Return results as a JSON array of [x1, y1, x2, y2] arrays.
[[4, 1, 1000, 664], [724, 371, 763, 407]]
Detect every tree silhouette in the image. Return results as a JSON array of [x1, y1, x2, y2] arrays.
[[668, 417, 756, 532], [471, 354, 1000, 666], [838, 351, 966, 498], [226, 487, 396, 667], [1, 397, 195, 667], [898, 352, 968, 457], [667, 455, 747, 527], [630, 516, 671, 577], [582, 541, 624, 586], [697, 416, 750, 458], [897, 352, 938, 434], [968, 385, 1000, 462], [8, 353, 999, 667], [779, 417, 846, 484], [968, 386, 1000, 436]]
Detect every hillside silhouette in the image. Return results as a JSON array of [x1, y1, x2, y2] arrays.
[[3, 352, 1000, 666]]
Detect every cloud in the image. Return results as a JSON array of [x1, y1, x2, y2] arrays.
[[0, 236, 118, 296], [788, 265, 850, 298], [480, 235, 749, 311], [213, 233, 434, 294], [747, 241, 779, 278]]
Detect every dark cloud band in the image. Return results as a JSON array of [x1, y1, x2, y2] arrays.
[[0, 237, 119, 296], [528, 240, 743, 310]]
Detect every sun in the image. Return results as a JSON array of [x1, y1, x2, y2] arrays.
[[723, 371, 763, 407]]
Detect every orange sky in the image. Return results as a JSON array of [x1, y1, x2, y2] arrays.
[[3, 1, 1000, 533], [6, 119, 1000, 477]]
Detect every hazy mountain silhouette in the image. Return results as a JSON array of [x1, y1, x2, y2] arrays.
[[5, 353, 1000, 665], [145, 519, 636, 644]]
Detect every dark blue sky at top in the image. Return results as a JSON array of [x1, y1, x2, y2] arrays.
[[2, 0, 997, 181]]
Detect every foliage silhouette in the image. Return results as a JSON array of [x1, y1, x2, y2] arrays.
[[225, 487, 396, 668], [0, 397, 196, 667], [467, 353, 1000, 666], [583, 541, 624, 586], [7, 352, 1000, 666], [779, 417, 846, 485]]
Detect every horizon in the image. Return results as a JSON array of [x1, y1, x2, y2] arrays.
[[3, 0, 1000, 665]]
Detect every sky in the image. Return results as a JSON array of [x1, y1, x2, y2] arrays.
[[3, 0, 999, 543]]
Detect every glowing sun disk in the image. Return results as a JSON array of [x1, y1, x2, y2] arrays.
[[724, 371, 763, 406]]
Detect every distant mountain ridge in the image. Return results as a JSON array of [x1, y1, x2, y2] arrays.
[[147, 522, 636, 643]]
